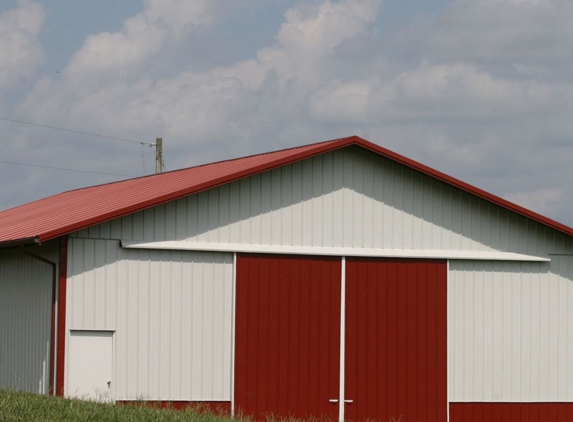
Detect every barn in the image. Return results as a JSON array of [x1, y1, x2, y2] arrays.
[[1, 135, 573, 421]]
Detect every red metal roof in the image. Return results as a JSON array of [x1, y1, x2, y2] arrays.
[[1, 135, 573, 246]]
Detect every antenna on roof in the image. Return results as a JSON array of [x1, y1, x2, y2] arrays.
[[155, 138, 163, 174]]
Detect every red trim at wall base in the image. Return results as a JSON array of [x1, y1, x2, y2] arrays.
[[450, 403, 573, 421], [56, 235, 68, 397], [117, 401, 231, 416]]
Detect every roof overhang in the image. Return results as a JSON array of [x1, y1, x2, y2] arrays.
[[0, 236, 40, 250]]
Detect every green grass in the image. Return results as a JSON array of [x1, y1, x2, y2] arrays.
[[0, 390, 238, 422]]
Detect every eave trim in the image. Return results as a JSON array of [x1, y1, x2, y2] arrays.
[[121, 241, 551, 262], [0, 236, 40, 249]]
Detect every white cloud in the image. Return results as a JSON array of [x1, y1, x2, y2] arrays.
[[0, 0, 44, 91], [16, 0, 383, 153], [6, 0, 573, 226]]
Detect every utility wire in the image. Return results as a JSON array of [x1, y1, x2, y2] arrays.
[[0, 159, 133, 178], [0, 116, 155, 146]]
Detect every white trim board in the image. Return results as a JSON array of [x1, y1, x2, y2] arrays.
[[121, 241, 550, 262]]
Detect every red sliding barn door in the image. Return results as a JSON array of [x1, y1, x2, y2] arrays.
[[234, 254, 341, 421], [345, 258, 448, 422]]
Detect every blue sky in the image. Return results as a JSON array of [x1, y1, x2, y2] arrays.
[[1, 0, 573, 226]]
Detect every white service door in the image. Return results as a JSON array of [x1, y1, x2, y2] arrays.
[[67, 331, 113, 401]]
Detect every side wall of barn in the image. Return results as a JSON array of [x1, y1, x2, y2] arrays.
[[0, 241, 58, 394], [65, 238, 233, 401]]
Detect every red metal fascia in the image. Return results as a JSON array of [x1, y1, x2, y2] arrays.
[[450, 402, 573, 421], [36, 138, 360, 243], [56, 235, 68, 397]]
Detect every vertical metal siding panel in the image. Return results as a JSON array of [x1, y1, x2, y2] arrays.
[[197, 191, 210, 243], [147, 251, 164, 400], [111, 213, 125, 241], [371, 153, 384, 249], [142, 208, 154, 240], [83, 239, 95, 328], [402, 167, 413, 250], [249, 175, 261, 245], [352, 152, 365, 248], [217, 185, 230, 243], [568, 258, 573, 400], [332, 151, 344, 247], [343, 156, 354, 248], [104, 242, 117, 332], [186, 193, 198, 242], [99, 221, 111, 239], [259, 172, 272, 245], [0, 242, 56, 394], [132, 209, 144, 240], [433, 181, 445, 250], [159, 257, 171, 398], [520, 265, 532, 402], [510, 269, 522, 398], [164, 201, 177, 241], [420, 175, 432, 250], [288, 163, 304, 245], [449, 257, 573, 402], [170, 254, 181, 398], [312, 156, 323, 246], [473, 266, 485, 401], [116, 214, 130, 240], [190, 260, 204, 398], [239, 179, 251, 244], [227, 181, 240, 244], [94, 243, 106, 328], [557, 262, 568, 402], [66, 240, 233, 401], [279, 166, 292, 246], [322, 152, 334, 248]]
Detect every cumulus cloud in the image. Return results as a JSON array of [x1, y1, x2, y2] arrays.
[[0, 0, 44, 91], [16, 0, 383, 156], [5, 0, 573, 226]]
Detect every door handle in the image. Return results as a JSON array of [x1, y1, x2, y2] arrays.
[[107, 381, 111, 388], [329, 399, 339, 403], [344, 399, 353, 403]]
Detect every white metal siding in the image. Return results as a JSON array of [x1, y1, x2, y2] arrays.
[[448, 257, 573, 402], [66, 238, 233, 401], [73, 147, 573, 255], [0, 242, 57, 394]]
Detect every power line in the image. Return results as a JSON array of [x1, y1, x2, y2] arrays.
[[0, 159, 133, 178], [0, 116, 155, 146]]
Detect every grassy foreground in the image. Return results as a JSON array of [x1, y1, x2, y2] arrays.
[[0, 390, 237, 422]]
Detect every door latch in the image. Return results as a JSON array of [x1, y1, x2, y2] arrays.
[[107, 381, 111, 388]]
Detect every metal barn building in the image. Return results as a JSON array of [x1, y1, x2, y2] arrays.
[[1, 136, 573, 421]]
